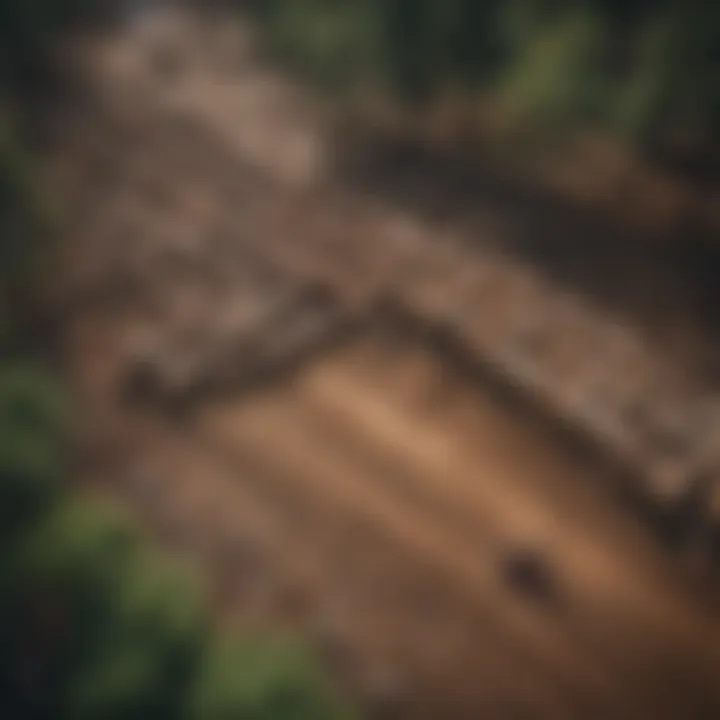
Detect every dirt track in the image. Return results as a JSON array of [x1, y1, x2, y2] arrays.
[[54, 6, 720, 718]]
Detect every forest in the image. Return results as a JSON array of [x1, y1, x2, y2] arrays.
[[248, 0, 718, 175]]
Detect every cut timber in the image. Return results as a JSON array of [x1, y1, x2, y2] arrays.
[[121, 282, 350, 408]]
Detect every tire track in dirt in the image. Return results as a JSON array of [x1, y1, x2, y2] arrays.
[[290, 341, 720, 655], [195, 409, 616, 718], [192, 338, 720, 718]]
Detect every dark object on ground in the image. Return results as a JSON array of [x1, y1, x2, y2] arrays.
[[500, 547, 558, 606]]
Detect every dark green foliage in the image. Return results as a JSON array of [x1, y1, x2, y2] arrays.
[[0, 362, 66, 536], [0, 356, 206, 720], [0, 113, 55, 354], [0, 499, 205, 720], [192, 637, 355, 720], [0, 116, 42, 288], [248, 0, 719, 154]]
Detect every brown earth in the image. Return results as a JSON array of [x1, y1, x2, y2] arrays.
[[51, 5, 720, 718]]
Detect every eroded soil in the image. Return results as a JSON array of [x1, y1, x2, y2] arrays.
[[53, 6, 720, 718]]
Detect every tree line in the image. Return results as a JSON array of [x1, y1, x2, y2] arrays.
[[247, 0, 718, 167]]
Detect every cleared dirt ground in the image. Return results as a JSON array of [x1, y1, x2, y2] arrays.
[[53, 5, 720, 718]]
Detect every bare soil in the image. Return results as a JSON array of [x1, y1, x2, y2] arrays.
[[52, 6, 720, 718]]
